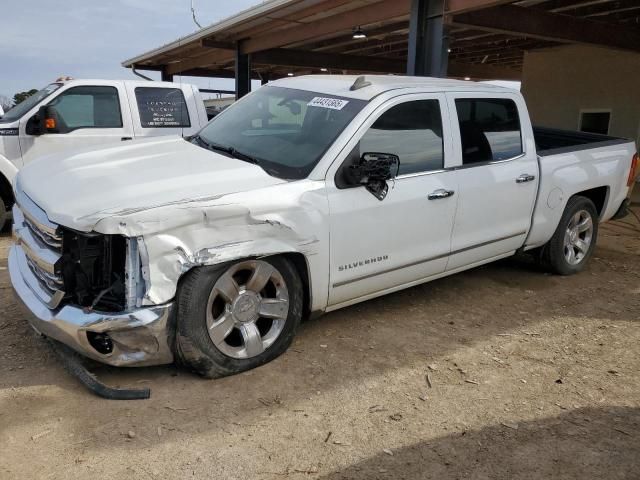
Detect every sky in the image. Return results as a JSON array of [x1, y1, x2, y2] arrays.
[[0, 0, 263, 101]]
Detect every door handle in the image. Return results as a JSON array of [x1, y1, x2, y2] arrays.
[[516, 174, 536, 183], [121, 137, 133, 141], [428, 189, 455, 200]]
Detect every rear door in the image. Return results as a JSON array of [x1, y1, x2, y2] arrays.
[[126, 84, 201, 138], [445, 92, 538, 270], [19, 82, 133, 164], [326, 93, 458, 307]]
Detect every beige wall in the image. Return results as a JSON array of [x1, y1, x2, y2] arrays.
[[521, 44, 640, 148]]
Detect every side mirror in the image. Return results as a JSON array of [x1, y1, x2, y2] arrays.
[[26, 113, 42, 135], [36, 105, 67, 134], [347, 152, 400, 201]]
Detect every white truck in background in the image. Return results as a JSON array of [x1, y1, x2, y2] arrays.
[[0, 78, 208, 230], [8, 75, 638, 384]]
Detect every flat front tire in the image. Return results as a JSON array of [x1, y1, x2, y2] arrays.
[[542, 195, 599, 275], [175, 257, 303, 378]]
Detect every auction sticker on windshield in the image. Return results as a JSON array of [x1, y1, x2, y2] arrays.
[[307, 97, 349, 110]]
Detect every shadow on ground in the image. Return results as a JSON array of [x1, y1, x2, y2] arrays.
[[318, 406, 640, 480]]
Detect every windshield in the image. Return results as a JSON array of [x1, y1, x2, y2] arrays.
[[0, 83, 62, 123], [196, 86, 367, 179]]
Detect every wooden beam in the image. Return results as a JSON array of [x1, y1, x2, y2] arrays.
[[201, 39, 236, 50], [165, 50, 233, 75], [179, 68, 236, 78], [355, 44, 411, 58], [448, 61, 521, 80], [448, 4, 640, 53], [445, 0, 517, 14], [128, 64, 163, 72], [451, 33, 525, 49], [230, 0, 356, 41], [240, 0, 412, 54], [252, 48, 405, 73], [297, 22, 409, 52], [341, 35, 408, 55], [450, 40, 556, 57]]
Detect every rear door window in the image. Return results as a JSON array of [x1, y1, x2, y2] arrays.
[[135, 87, 191, 128], [455, 98, 522, 164]]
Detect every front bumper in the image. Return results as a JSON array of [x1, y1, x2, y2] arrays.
[[9, 245, 175, 367]]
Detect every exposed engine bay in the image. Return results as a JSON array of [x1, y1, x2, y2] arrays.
[[60, 230, 127, 311]]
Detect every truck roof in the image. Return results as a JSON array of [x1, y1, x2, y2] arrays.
[[268, 75, 514, 100], [51, 78, 194, 89]]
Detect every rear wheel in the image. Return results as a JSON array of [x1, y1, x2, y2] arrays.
[[175, 257, 303, 378], [541, 195, 598, 275]]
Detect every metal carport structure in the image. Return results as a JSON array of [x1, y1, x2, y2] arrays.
[[121, 0, 640, 98]]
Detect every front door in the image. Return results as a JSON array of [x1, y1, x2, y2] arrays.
[[445, 93, 539, 271], [326, 94, 458, 308], [19, 83, 133, 165]]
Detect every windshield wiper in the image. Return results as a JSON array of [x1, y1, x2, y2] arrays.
[[227, 148, 261, 165], [191, 134, 227, 154], [192, 135, 261, 166]]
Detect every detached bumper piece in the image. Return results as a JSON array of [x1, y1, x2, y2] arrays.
[[47, 338, 150, 400]]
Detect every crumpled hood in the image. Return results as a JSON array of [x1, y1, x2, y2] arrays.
[[17, 136, 286, 232]]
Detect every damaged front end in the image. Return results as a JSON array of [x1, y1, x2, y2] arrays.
[[60, 231, 147, 314], [9, 193, 174, 367]]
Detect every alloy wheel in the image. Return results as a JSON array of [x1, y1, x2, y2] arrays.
[[206, 260, 289, 359]]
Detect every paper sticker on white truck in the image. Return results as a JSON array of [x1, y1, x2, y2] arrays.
[[307, 96, 349, 110]]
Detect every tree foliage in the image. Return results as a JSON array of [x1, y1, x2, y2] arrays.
[[13, 89, 39, 105], [0, 95, 12, 111]]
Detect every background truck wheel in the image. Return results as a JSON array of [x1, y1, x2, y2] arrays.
[[175, 257, 303, 379], [0, 200, 8, 233], [541, 195, 599, 275]]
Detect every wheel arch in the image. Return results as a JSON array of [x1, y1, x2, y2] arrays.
[[526, 184, 611, 250], [0, 173, 14, 209], [173, 250, 315, 321], [571, 186, 609, 218], [279, 252, 313, 321], [0, 156, 17, 209]]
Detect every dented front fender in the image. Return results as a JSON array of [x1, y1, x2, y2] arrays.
[[92, 180, 330, 311]]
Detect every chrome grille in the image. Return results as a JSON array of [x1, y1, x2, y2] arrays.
[[13, 194, 66, 309], [24, 216, 62, 250], [26, 256, 64, 291]]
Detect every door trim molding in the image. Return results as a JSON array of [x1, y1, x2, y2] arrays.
[[332, 230, 526, 288]]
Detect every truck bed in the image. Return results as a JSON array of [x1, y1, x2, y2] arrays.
[[526, 126, 635, 250], [533, 126, 630, 157]]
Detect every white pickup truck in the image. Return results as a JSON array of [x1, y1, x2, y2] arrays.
[[0, 78, 208, 230], [9, 75, 638, 379]]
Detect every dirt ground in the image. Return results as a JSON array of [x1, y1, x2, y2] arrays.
[[1, 200, 639, 480]]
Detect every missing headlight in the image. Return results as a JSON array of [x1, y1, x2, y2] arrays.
[[61, 231, 127, 311]]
